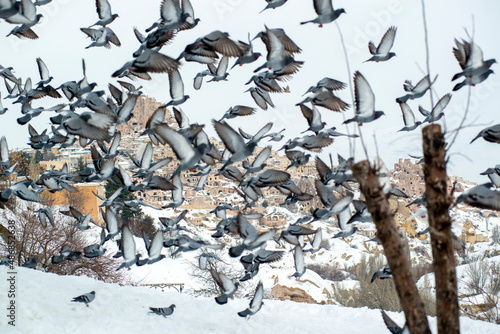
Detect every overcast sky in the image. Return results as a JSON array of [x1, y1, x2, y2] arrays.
[[0, 0, 499, 182]]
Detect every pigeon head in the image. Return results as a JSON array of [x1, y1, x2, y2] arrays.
[[375, 111, 385, 119], [486, 59, 497, 66]]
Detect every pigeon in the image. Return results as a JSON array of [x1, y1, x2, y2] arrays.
[[304, 77, 346, 95], [21, 257, 37, 268], [245, 86, 275, 110], [371, 264, 392, 283], [82, 27, 121, 49], [254, 27, 303, 76], [1, 181, 46, 203], [396, 75, 437, 103], [397, 102, 421, 132], [0, 92, 8, 115], [138, 230, 165, 265], [231, 34, 262, 69], [116, 225, 140, 270], [196, 252, 227, 270], [219, 105, 256, 121], [51, 244, 82, 264], [213, 119, 258, 172], [291, 245, 306, 279], [149, 304, 176, 317], [365, 26, 397, 62], [453, 69, 494, 91], [152, 124, 202, 178], [470, 124, 500, 144], [480, 165, 500, 188], [198, 30, 244, 58], [452, 38, 496, 82], [88, 0, 118, 27], [238, 280, 264, 319], [72, 291, 96, 307], [456, 183, 500, 210], [344, 71, 385, 125], [229, 213, 276, 257], [0, 136, 10, 167], [163, 69, 189, 106], [239, 249, 284, 281], [260, 0, 288, 13], [304, 228, 323, 253], [36, 208, 54, 228], [162, 174, 184, 208], [112, 49, 180, 78], [381, 310, 409, 334], [418, 93, 452, 123], [84, 228, 107, 258], [300, 0, 345, 27], [210, 269, 239, 304]]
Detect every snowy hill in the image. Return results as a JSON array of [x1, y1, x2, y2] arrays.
[[1, 267, 498, 334]]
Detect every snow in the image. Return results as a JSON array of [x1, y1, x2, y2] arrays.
[[1, 267, 499, 334]]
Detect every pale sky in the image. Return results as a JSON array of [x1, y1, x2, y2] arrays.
[[0, 0, 499, 182]]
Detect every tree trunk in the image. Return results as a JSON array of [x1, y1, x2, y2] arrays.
[[422, 124, 459, 333], [352, 161, 431, 334]]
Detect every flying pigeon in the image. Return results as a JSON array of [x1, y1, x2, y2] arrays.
[[365, 26, 397, 62], [470, 124, 500, 144], [238, 280, 264, 319], [456, 183, 500, 210], [371, 264, 392, 283], [396, 75, 437, 103], [344, 71, 385, 125], [300, 0, 345, 27]]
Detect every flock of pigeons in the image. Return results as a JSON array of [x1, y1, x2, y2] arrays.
[[0, 0, 498, 327]]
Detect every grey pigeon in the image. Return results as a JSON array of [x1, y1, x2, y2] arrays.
[[344, 71, 385, 125], [291, 245, 306, 279], [150, 304, 176, 317], [365, 26, 397, 62], [36, 208, 54, 228], [89, 0, 118, 27], [213, 119, 258, 172], [279, 135, 333, 152], [21, 257, 37, 268], [304, 228, 323, 253], [229, 213, 276, 257], [396, 75, 437, 103], [1, 181, 46, 203], [240, 249, 284, 281], [260, 0, 288, 13], [300, 0, 345, 27], [116, 225, 140, 270], [245, 86, 275, 110], [163, 69, 189, 106], [162, 174, 184, 209], [112, 49, 180, 78], [231, 34, 262, 69], [197, 252, 227, 270], [304, 77, 346, 95], [84, 228, 106, 258], [397, 102, 421, 132], [253, 26, 303, 76], [72, 291, 96, 307], [381, 310, 408, 334], [154, 124, 202, 178], [456, 183, 500, 210], [238, 280, 264, 319], [371, 264, 392, 283], [219, 105, 256, 121], [453, 69, 494, 91], [82, 27, 121, 49], [452, 38, 496, 82], [210, 269, 239, 304], [480, 165, 500, 188], [137, 230, 165, 265], [0, 136, 10, 167], [470, 124, 500, 144], [418, 93, 452, 123], [51, 244, 82, 264], [299, 89, 349, 112]]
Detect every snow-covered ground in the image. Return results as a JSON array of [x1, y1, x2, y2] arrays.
[[1, 266, 499, 334]]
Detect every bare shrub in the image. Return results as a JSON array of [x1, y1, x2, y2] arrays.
[[307, 262, 353, 282], [0, 205, 126, 284]]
